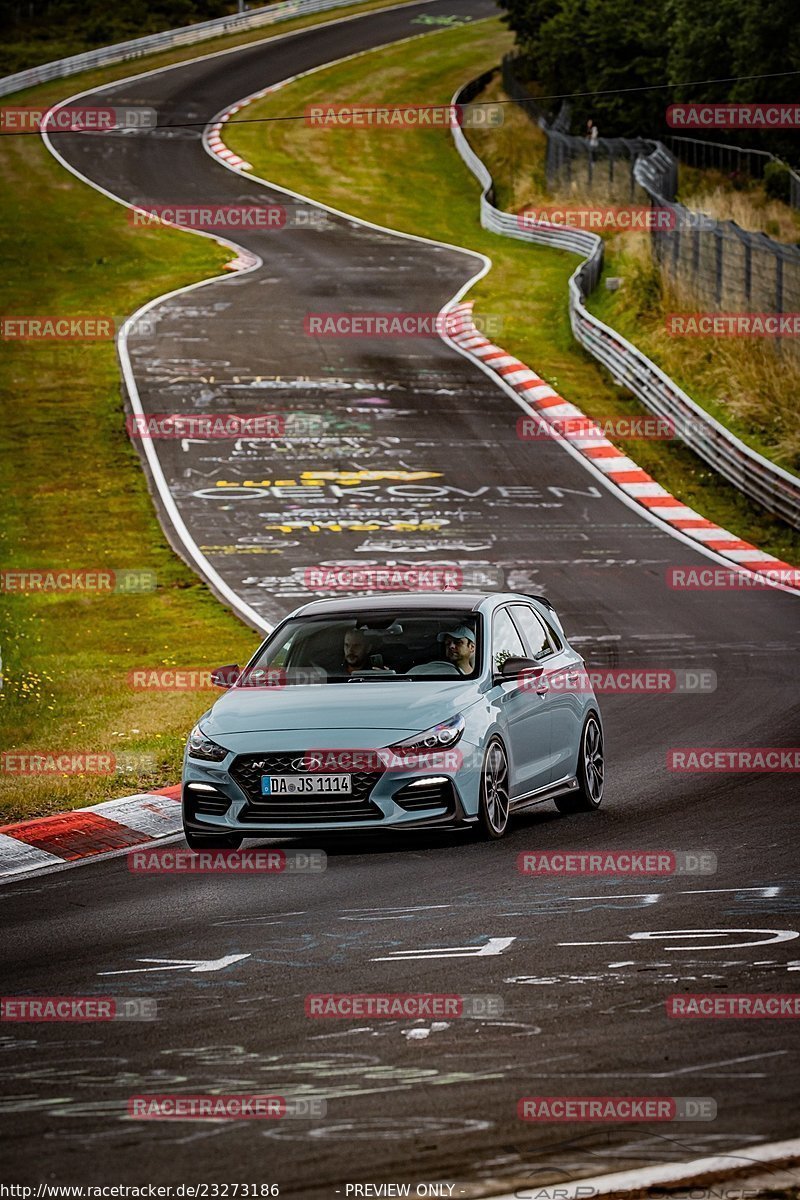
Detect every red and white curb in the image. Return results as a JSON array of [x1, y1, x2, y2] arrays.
[[206, 88, 280, 274], [0, 785, 182, 878], [444, 302, 800, 589], [207, 101, 253, 172]]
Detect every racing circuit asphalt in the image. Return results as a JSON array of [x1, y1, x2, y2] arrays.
[[2, 0, 799, 1191]]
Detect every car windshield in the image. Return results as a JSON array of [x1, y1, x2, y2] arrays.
[[239, 610, 483, 685]]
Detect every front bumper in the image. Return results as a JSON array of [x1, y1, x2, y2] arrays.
[[182, 743, 481, 835]]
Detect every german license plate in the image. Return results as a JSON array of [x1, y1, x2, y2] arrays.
[[261, 774, 352, 796]]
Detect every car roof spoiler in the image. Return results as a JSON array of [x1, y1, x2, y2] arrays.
[[519, 592, 567, 636], [519, 592, 556, 611]]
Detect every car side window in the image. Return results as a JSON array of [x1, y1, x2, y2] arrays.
[[510, 605, 556, 660], [492, 607, 526, 670]]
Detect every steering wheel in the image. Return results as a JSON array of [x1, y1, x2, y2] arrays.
[[406, 661, 461, 677]]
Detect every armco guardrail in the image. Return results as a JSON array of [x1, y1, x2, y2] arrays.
[[0, 0, 370, 98], [450, 74, 800, 530]]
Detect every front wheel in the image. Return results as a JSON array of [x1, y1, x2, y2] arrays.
[[555, 714, 604, 814], [477, 737, 511, 839], [183, 828, 243, 850]]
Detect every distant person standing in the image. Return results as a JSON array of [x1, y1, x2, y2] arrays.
[[587, 122, 599, 166]]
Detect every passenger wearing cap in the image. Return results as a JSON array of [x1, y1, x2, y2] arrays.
[[437, 624, 476, 675]]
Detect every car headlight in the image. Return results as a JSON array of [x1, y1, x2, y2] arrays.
[[187, 724, 228, 762], [388, 714, 465, 755]]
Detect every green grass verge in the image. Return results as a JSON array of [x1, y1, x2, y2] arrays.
[[0, 0, 433, 824], [224, 19, 800, 565], [586, 250, 800, 476]]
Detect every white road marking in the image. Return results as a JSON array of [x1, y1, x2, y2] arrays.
[[402, 1022, 450, 1040], [99, 953, 250, 975], [373, 936, 516, 961], [679, 886, 782, 897], [561, 928, 799, 950]]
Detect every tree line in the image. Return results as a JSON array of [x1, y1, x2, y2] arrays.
[[496, 0, 799, 163], [0, 0, 232, 75]]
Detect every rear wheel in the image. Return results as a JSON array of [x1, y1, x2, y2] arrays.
[[555, 714, 604, 814], [183, 829, 243, 850], [477, 737, 510, 839]]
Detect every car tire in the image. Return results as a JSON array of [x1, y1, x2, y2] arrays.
[[477, 737, 511, 839], [555, 713, 604, 814], [183, 829, 244, 850]]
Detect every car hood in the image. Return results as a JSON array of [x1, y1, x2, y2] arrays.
[[203, 679, 482, 740]]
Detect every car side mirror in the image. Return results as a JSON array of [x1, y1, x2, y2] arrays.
[[495, 656, 542, 683], [211, 663, 240, 688]]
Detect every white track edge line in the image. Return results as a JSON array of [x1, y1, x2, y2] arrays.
[[482, 1136, 800, 1200]]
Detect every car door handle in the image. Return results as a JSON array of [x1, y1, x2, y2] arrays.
[[566, 671, 580, 683]]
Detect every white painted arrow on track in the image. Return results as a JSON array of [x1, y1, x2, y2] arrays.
[[99, 954, 250, 976], [372, 937, 516, 961]]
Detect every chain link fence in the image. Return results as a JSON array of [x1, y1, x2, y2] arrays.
[[451, 72, 800, 530], [502, 56, 800, 333], [666, 136, 800, 210]]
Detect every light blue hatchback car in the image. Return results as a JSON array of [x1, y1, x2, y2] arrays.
[[182, 592, 604, 845]]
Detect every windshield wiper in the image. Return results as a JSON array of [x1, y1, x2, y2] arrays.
[[346, 673, 413, 682]]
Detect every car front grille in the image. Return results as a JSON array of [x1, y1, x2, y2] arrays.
[[230, 752, 384, 823]]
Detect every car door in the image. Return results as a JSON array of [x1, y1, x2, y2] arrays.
[[510, 603, 585, 784], [490, 606, 553, 797]]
